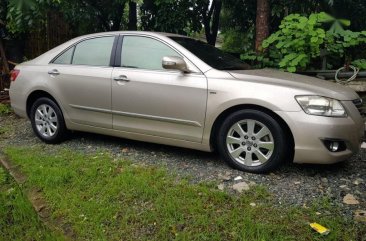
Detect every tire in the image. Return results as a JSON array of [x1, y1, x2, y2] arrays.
[[30, 97, 67, 144], [216, 109, 287, 173]]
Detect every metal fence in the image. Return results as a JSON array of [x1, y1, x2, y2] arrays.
[[25, 11, 72, 59], [0, 11, 71, 91]]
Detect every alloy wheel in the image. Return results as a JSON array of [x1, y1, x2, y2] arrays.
[[34, 104, 58, 137], [226, 119, 274, 167]]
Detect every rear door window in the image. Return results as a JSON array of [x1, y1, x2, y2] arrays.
[[72, 36, 115, 66], [53, 47, 74, 64]]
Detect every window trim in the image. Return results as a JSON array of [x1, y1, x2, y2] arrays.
[[114, 35, 123, 67], [51, 46, 75, 65], [109, 36, 119, 67], [50, 35, 119, 67]]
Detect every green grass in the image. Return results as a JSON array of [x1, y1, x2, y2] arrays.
[[0, 106, 14, 137], [0, 125, 11, 136], [2, 146, 365, 241], [0, 167, 64, 241], [0, 127, 8, 135], [0, 103, 12, 115]]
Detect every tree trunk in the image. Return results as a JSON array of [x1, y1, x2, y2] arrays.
[[255, 0, 269, 52], [0, 39, 9, 74], [203, 0, 222, 46], [0, 38, 10, 91], [128, 1, 137, 30]]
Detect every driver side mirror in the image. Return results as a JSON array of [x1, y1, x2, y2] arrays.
[[162, 56, 190, 73]]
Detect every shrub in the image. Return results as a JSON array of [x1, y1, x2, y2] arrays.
[[242, 12, 366, 72], [352, 59, 366, 70], [221, 28, 254, 54]]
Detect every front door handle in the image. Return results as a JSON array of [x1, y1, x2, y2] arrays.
[[113, 75, 130, 82], [48, 69, 60, 76]]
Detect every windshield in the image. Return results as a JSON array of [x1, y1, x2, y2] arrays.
[[169, 36, 250, 71]]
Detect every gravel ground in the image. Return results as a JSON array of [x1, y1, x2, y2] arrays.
[[1, 114, 365, 219]]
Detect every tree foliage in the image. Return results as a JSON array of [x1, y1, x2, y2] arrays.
[[2, 0, 366, 71], [139, 0, 223, 45], [5, 0, 132, 35], [220, 0, 335, 56], [60, 0, 128, 34], [221, 27, 254, 54], [242, 12, 366, 72], [219, 0, 256, 55], [352, 59, 366, 70], [0, 0, 8, 23], [140, 0, 204, 35], [6, 0, 56, 34], [3, 0, 222, 45], [221, 0, 256, 33], [262, 13, 329, 72]]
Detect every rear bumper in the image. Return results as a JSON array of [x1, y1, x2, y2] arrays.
[[276, 103, 364, 164], [9, 82, 27, 118]]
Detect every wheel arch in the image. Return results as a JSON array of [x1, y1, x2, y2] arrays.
[[26, 90, 61, 119], [210, 104, 295, 161]]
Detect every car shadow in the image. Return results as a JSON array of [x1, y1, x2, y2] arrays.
[[68, 130, 221, 161]]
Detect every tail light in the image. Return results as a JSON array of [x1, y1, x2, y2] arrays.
[[10, 69, 20, 81]]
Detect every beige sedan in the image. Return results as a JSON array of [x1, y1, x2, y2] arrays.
[[9, 31, 364, 173]]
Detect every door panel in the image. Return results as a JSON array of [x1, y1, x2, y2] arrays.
[[112, 68, 207, 142], [48, 36, 116, 128], [48, 65, 113, 128], [111, 35, 207, 142]]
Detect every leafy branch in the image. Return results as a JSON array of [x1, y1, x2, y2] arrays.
[[242, 12, 366, 72]]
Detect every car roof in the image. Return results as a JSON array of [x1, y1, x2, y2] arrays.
[[79, 31, 190, 39], [26, 30, 212, 73]]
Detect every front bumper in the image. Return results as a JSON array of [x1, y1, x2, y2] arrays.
[[276, 101, 364, 164]]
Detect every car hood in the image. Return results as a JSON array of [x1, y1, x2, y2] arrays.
[[228, 68, 359, 101]]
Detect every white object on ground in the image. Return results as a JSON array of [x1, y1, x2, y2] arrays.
[[232, 182, 250, 193], [343, 194, 360, 205], [361, 142, 366, 149], [234, 176, 243, 181]]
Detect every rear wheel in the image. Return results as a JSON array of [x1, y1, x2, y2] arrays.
[[30, 97, 67, 144], [217, 109, 287, 173]]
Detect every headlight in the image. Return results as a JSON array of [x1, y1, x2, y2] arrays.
[[295, 96, 347, 117]]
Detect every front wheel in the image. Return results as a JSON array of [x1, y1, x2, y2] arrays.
[[216, 109, 288, 173], [30, 97, 67, 144]]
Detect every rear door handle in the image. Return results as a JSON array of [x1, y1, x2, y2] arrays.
[[113, 75, 130, 82], [48, 69, 60, 76]]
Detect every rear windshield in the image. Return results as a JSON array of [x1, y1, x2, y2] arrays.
[[169, 37, 250, 71]]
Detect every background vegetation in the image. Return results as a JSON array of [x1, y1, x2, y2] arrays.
[[1, 0, 366, 71]]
